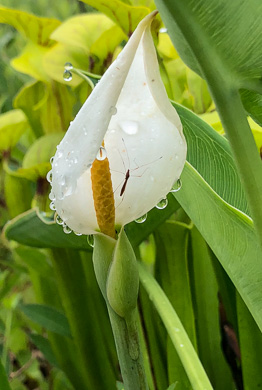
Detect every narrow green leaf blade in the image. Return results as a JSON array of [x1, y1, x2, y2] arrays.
[[0, 358, 11, 390], [19, 304, 72, 338]]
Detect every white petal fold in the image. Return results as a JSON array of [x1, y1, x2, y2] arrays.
[[50, 11, 187, 235]]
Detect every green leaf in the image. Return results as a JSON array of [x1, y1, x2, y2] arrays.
[[0, 357, 11, 390], [15, 133, 63, 181], [174, 103, 248, 215], [15, 247, 53, 279], [155, 0, 262, 81], [19, 304, 72, 338], [30, 333, 58, 367], [0, 109, 28, 152], [0, 6, 60, 45], [43, 14, 125, 85], [155, 221, 196, 389], [139, 263, 213, 390], [11, 42, 50, 81], [14, 81, 46, 138], [82, 0, 150, 36], [175, 162, 262, 332], [237, 294, 262, 390], [4, 174, 33, 218], [190, 227, 233, 389], [3, 209, 92, 250]]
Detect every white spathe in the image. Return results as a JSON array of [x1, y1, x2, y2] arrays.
[[50, 11, 187, 235]]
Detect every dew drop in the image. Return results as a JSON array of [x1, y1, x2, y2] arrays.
[[119, 120, 139, 135], [87, 235, 94, 247], [96, 146, 107, 161], [49, 201, 56, 211], [46, 170, 53, 183], [63, 225, 72, 234], [156, 197, 168, 210], [64, 62, 73, 70], [109, 106, 117, 115], [159, 27, 168, 33], [180, 344, 184, 348], [49, 191, 55, 201], [74, 231, 82, 236], [135, 214, 147, 224], [170, 178, 182, 193], [63, 70, 72, 82], [56, 215, 64, 225], [50, 156, 54, 164], [57, 150, 63, 159]]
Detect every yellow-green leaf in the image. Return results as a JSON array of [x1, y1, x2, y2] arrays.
[[82, 0, 149, 36], [0, 6, 60, 46], [11, 41, 50, 81], [0, 109, 28, 152]]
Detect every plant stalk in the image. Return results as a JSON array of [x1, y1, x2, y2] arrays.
[[107, 305, 149, 390]]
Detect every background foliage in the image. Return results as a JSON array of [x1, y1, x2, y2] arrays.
[[0, 0, 262, 389]]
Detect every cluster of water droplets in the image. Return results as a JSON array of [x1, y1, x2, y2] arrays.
[[63, 62, 73, 82]]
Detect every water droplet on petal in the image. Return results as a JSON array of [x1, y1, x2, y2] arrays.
[[110, 106, 117, 115], [156, 197, 168, 210], [63, 225, 72, 234], [87, 235, 94, 247], [74, 231, 82, 236], [49, 201, 56, 211], [56, 215, 64, 225], [50, 156, 54, 164], [119, 120, 139, 135], [96, 146, 107, 161], [135, 214, 147, 224], [49, 191, 55, 201], [63, 70, 72, 81], [64, 62, 73, 70], [170, 178, 182, 193], [46, 170, 52, 183]]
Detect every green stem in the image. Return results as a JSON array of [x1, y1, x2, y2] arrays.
[[138, 262, 214, 390], [2, 311, 12, 371], [107, 305, 149, 390]]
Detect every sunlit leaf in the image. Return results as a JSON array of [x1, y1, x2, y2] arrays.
[[0, 109, 28, 152], [11, 41, 50, 81], [82, 0, 150, 36], [0, 6, 60, 46]]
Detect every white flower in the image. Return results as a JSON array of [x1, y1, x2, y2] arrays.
[[49, 11, 187, 237]]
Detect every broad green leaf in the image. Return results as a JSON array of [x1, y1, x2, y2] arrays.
[[174, 103, 248, 215], [0, 109, 28, 152], [158, 32, 179, 60], [3, 209, 92, 250], [0, 6, 60, 45], [175, 163, 262, 332], [90, 25, 126, 63], [156, 0, 262, 245], [82, 0, 149, 36], [155, 0, 262, 81], [19, 304, 72, 338], [50, 14, 117, 52], [237, 294, 262, 390], [11, 42, 50, 81], [0, 357, 11, 390]]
